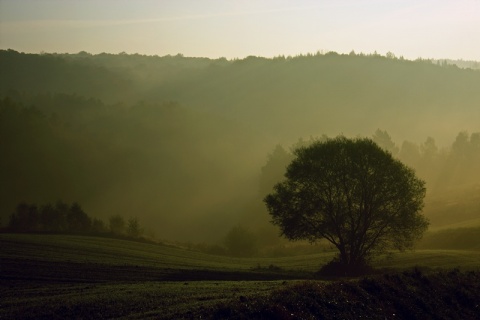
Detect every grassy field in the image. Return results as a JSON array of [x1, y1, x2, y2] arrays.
[[1, 234, 480, 319], [1, 279, 295, 319]]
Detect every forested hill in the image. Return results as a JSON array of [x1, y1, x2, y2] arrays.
[[1, 49, 479, 242], [2, 50, 480, 142]]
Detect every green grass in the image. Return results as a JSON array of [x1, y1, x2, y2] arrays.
[[0, 233, 335, 273], [418, 227, 480, 251], [1, 280, 297, 319], [2, 233, 479, 272], [375, 250, 480, 270], [211, 269, 480, 319], [1, 233, 480, 319]]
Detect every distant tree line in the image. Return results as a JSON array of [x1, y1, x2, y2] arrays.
[[4, 201, 143, 239], [371, 129, 480, 193], [257, 130, 480, 230], [260, 130, 480, 195]]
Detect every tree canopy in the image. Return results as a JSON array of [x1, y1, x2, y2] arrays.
[[264, 137, 429, 270]]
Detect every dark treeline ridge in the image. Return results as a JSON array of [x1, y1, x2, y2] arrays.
[[1, 49, 479, 243], [2, 49, 479, 141], [4, 201, 144, 239]]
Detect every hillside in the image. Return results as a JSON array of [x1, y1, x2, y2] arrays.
[[1, 50, 479, 243], [1, 234, 480, 319], [2, 50, 479, 144], [0, 234, 331, 281], [212, 269, 480, 320], [2, 234, 480, 278]]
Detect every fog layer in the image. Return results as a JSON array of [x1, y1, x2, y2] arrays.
[[1, 50, 479, 242]]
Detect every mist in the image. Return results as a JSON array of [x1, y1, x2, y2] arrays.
[[1, 49, 479, 244]]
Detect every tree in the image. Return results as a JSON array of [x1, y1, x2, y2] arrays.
[[372, 129, 398, 155], [127, 217, 142, 238], [9, 202, 39, 232], [91, 218, 106, 233], [264, 136, 428, 273], [39, 203, 57, 232], [398, 140, 421, 168], [452, 131, 469, 158], [66, 203, 91, 232], [53, 201, 69, 232], [420, 137, 438, 161], [224, 225, 258, 257]]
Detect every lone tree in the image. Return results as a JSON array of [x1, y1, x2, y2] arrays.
[[127, 217, 142, 238], [264, 136, 428, 274]]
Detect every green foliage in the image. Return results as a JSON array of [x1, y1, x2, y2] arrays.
[[398, 131, 480, 190], [67, 203, 91, 232], [126, 217, 143, 238], [0, 50, 132, 103], [265, 136, 429, 270], [7, 201, 90, 233], [4, 201, 148, 241], [91, 218, 107, 233], [372, 129, 399, 155]]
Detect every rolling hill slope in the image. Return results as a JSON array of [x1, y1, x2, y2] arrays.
[[1, 234, 479, 281], [2, 234, 479, 319]]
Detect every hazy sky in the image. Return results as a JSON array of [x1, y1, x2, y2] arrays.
[[1, 0, 479, 60]]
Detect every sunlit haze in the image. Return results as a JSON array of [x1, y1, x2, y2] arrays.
[[1, 0, 479, 60], [2, 3, 480, 316]]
